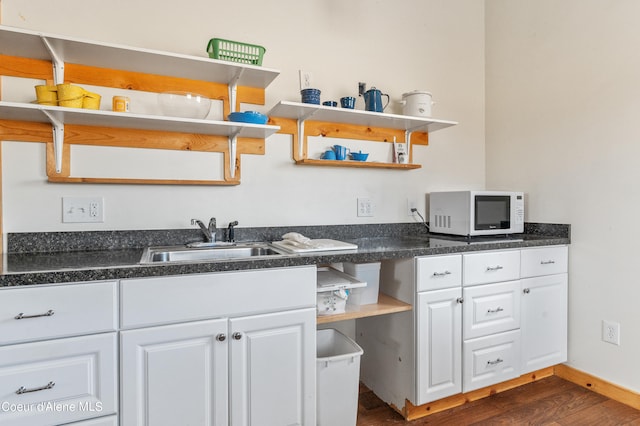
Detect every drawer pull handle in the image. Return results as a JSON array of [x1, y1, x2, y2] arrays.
[[540, 260, 555, 265], [16, 381, 55, 395], [486, 358, 503, 366], [14, 309, 55, 320], [432, 271, 452, 277], [486, 265, 504, 272], [487, 307, 504, 314]]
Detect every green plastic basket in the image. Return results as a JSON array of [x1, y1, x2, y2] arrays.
[[206, 38, 266, 66]]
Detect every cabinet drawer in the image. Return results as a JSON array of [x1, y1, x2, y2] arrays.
[[0, 333, 117, 426], [463, 330, 521, 392], [521, 246, 568, 278], [66, 415, 118, 426], [463, 280, 520, 339], [120, 266, 316, 329], [416, 255, 462, 291], [0, 281, 117, 346], [463, 250, 520, 286]]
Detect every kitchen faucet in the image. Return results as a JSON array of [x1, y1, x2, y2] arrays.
[[227, 221, 239, 243], [191, 217, 217, 243]]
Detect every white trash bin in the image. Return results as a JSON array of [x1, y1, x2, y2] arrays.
[[316, 328, 364, 426]]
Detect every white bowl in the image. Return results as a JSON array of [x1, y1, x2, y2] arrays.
[[157, 91, 211, 119]]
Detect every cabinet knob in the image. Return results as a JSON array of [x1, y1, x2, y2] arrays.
[[523, 288, 530, 294], [216, 333, 226, 342], [232, 332, 243, 340], [456, 297, 464, 304]]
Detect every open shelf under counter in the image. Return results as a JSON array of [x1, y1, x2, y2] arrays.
[[268, 100, 457, 133], [0, 24, 280, 89], [0, 101, 280, 139], [316, 293, 412, 324]]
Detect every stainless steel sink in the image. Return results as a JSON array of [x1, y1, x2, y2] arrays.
[[139, 242, 288, 264]]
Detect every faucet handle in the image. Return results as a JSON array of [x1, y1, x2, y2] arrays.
[[208, 217, 217, 230], [227, 221, 238, 243]]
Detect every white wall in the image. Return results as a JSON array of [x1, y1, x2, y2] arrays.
[[0, 0, 485, 232], [486, 1, 640, 392]]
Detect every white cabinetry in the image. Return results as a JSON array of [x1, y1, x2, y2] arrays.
[[520, 246, 568, 373], [461, 250, 522, 392], [415, 255, 463, 404], [119, 266, 316, 426], [0, 281, 118, 426], [358, 245, 568, 413]]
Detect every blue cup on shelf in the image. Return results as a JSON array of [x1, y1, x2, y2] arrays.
[[340, 96, 356, 109], [333, 144, 350, 160], [301, 88, 321, 105], [322, 149, 336, 160]]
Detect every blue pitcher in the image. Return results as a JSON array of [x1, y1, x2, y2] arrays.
[[362, 87, 390, 112]]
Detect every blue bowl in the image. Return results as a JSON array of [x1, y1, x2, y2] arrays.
[[228, 111, 268, 124], [350, 151, 369, 161]]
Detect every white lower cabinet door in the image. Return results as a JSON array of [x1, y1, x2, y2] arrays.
[[521, 274, 568, 373], [229, 308, 316, 426], [0, 333, 117, 426], [120, 319, 229, 426], [463, 330, 521, 392], [416, 287, 462, 405]]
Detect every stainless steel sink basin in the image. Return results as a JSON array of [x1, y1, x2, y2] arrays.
[[139, 243, 287, 264]]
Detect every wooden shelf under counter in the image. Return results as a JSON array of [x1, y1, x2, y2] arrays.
[[316, 293, 412, 324]]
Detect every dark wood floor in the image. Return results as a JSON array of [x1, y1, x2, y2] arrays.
[[357, 376, 640, 425]]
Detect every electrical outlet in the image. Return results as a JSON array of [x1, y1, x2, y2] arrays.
[[357, 197, 374, 217], [62, 197, 104, 223], [602, 320, 620, 345], [407, 198, 417, 216], [299, 70, 313, 90]]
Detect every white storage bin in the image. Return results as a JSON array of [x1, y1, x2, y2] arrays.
[[344, 261, 381, 305], [317, 267, 365, 316], [317, 329, 364, 426]]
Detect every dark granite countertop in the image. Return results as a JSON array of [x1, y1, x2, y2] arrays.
[[0, 223, 570, 287]]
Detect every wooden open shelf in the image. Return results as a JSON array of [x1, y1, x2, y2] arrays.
[[0, 24, 280, 185], [316, 293, 412, 324], [268, 101, 457, 169], [296, 158, 421, 170]]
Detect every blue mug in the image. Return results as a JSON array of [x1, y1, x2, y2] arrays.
[[333, 144, 350, 160], [322, 150, 336, 160], [301, 88, 321, 105], [340, 96, 356, 109]]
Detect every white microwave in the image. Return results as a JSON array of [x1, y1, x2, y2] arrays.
[[429, 191, 525, 236]]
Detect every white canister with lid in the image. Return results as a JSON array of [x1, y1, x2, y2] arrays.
[[400, 90, 433, 117]]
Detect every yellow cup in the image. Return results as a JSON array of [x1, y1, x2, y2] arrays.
[[83, 92, 102, 110], [35, 85, 58, 105]]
